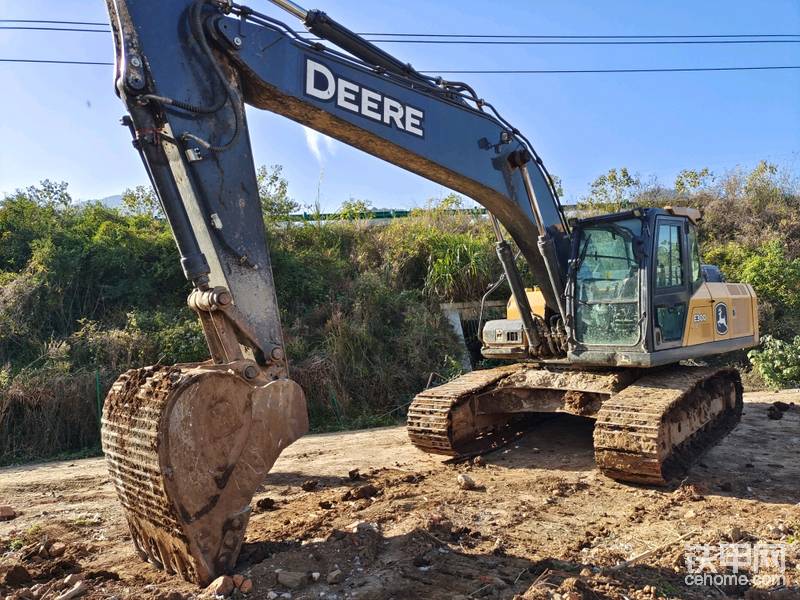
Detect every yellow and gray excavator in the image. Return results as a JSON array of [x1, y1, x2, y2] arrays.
[[102, 0, 759, 585]]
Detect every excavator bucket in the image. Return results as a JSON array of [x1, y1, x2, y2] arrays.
[[101, 363, 307, 585]]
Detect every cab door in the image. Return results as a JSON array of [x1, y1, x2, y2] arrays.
[[651, 217, 690, 349]]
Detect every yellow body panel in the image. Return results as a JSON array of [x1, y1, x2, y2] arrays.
[[683, 281, 759, 347], [506, 288, 546, 320]]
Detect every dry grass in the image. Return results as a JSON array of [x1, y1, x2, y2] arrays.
[[0, 369, 113, 465]]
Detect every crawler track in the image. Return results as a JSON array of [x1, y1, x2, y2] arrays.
[[593, 366, 743, 485], [406, 365, 524, 456]]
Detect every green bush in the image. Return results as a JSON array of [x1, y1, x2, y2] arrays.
[[379, 196, 499, 302], [3, 159, 800, 463], [748, 335, 800, 389]]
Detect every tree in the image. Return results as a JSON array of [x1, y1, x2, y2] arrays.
[[337, 198, 374, 220], [580, 168, 640, 213], [257, 165, 299, 223], [674, 168, 713, 197], [549, 174, 565, 198], [121, 185, 161, 217], [25, 180, 72, 208]]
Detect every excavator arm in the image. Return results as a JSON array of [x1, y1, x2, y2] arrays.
[[101, 0, 570, 584]]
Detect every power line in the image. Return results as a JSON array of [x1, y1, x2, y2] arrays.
[[0, 19, 107, 26], [4, 25, 800, 45], [2, 58, 799, 75], [348, 33, 800, 39], [363, 39, 800, 45], [4, 20, 800, 39], [0, 26, 109, 33], [0, 58, 113, 65], [3, 20, 800, 45], [423, 65, 800, 74]]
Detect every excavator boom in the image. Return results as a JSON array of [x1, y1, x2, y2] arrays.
[[102, 0, 570, 584]]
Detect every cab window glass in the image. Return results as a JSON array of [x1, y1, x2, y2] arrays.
[[656, 224, 684, 289], [574, 218, 642, 346], [687, 225, 702, 285]]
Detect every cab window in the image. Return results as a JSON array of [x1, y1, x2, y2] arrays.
[[655, 224, 684, 289], [574, 218, 642, 346], [687, 225, 702, 286]]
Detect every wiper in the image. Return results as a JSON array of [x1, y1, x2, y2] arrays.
[[605, 223, 635, 240], [575, 233, 592, 271]]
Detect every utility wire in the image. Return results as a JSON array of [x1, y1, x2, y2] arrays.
[[339, 32, 800, 39], [4, 25, 800, 45], [0, 26, 109, 33], [421, 65, 800, 74], [3, 21, 800, 46], [3, 20, 800, 39], [0, 58, 114, 65], [361, 39, 800, 45], [2, 58, 800, 74], [0, 19, 107, 26]]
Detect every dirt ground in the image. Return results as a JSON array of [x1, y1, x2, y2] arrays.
[[1, 391, 798, 600]]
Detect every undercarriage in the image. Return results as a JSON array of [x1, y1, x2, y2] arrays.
[[408, 364, 743, 485]]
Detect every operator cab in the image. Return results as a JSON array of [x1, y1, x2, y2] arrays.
[[481, 207, 758, 367], [567, 206, 758, 366]]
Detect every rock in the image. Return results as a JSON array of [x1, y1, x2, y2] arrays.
[[256, 497, 276, 511], [559, 576, 592, 600], [672, 483, 704, 502], [4, 565, 32, 586], [233, 575, 245, 588], [728, 525, 746, 542], [280, 594, 291, 599], [54, 582, 88, 600], [311, 572, 320, 581], [457, 474, 477, 490], [165, 593, 183, 600], [344, 484, 379, 500], [767, 404, 784, 420], [267, 593, 279, 600], [239, 579, 253, 594], [350, 521, 379, 534], [49, 542, 67, 558], [276, 571, 307, 589], [206, 575, 234, 597], [326, 569, 343, 584], [30, 583, 53, 599], [0, 506, 16, 521], [63, 574, 83, 586], [318, 500, 334, 510], [301, 479, 319, 492], [773, 401, 792, 412], [684, 510, 696, 519], [348, 469, 361, 480]]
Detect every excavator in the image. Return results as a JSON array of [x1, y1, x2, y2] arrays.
[[101, 0, 760, 585]]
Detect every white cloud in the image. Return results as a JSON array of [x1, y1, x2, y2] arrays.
[[303, 127, 337, 164]]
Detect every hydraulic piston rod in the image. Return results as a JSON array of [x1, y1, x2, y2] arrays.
[[489, 214, 541, 352]]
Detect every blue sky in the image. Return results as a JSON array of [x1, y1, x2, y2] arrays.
[[0, 0, 798, 210]]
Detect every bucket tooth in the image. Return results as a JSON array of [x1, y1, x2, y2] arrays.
[[101, 363, 308, 585]]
